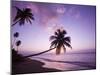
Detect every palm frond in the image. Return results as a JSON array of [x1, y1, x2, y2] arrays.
[[26, 18, 32, 24], [13, 6, 22, 21], [54, 31, 59, 36], [28, 14, 35, 20], [19, 18, 25, 25], [62, 30, 67, 35], [64, 36, 71, 43], [50, 40, 58, 48], [50, 35, 57, 41], [57, 29, 61, 35], [63, 45, 66, 53], [64, 41, 72, 49]]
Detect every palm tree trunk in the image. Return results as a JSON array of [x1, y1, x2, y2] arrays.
[[12, 38, 16, 48], [12, 20, 20, 27], [24, 47, 56, 58], [17, 46, 18, 53]]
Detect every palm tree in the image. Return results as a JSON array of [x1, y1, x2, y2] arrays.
[[12, 6, 34, 27], [12, 32, 19, 48], [24, 29, 72, 58], [50, 29, 72, 55], [16, 40, 21, 52], [14, 32, 19, 37]]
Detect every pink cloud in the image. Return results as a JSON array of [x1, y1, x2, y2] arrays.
[[27, 3, 67, 25], [27, 3, 67, 33]]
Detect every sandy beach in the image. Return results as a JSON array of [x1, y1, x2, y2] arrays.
[[12, 58, 61, 74]]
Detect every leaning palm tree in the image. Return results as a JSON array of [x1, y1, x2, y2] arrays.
[[12, 6, 34, 27], [24, 29, 72, 58], [50, 29, 72, 55]]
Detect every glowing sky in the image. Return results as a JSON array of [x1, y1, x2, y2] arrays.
[[11, 1, 96, 53]]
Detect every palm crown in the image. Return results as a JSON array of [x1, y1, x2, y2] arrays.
[[12, 6, 34, 26], [50, 29, 72, 55]]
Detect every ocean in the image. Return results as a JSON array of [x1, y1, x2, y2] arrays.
[[29, 52, 96, 71]]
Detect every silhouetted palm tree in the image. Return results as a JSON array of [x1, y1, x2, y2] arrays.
[[14, 32, 19, 37], [50, 29, 72, 55], [16, 40, 21, 52], [24, 29, 72, 58], [12, 32, 19, 48], [12, 6, 34, 27]]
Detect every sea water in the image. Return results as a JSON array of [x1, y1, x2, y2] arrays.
[[29, 52, 96, 71]]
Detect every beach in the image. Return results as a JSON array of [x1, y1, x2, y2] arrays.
[[12, 58, 61, 74], [12, 52, 96, 74]]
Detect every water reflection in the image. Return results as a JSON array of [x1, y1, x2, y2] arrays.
[[30, 53, 96, 70]]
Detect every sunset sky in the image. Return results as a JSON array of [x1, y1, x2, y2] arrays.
[[11, 1, 96, 53]]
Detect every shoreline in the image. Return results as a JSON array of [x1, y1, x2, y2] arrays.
[[12, 52, 96, 74], [12, 58, 61, 74]]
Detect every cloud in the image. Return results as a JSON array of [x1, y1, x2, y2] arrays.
[[13, 1, 81, 29], [26, 3, 82, 34], [66, 6, 81, 19], [26, 3, 39, 14], [46, 23, 65, 34], [26, 3, 67, 33], [27, 3, 58, 25], [56, 6, 66, 14]]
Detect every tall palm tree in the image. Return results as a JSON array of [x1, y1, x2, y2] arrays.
[[12, 6, 34, 27], [24, 29, 72, 58]]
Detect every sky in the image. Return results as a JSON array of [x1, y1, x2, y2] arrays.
[[11, 1, 96, 53]]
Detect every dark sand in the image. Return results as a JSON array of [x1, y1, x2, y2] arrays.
[[12, 58, 61, 74]]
